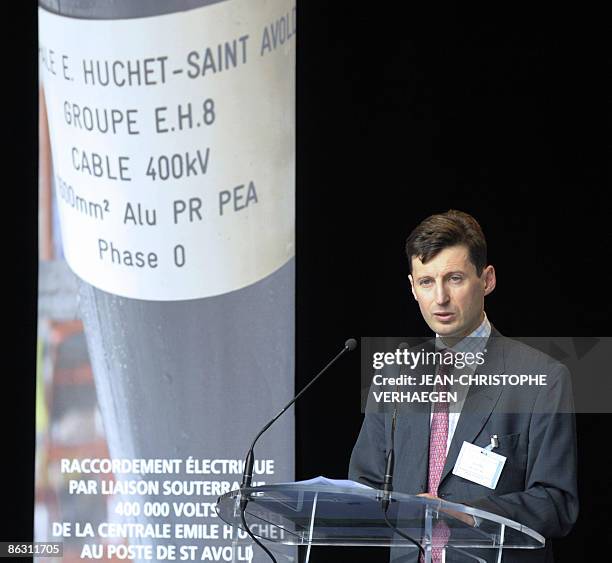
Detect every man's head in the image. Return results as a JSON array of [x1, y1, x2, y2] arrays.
[[406, 210, 496, 341]]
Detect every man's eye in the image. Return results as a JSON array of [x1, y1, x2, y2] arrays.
[[419, 279, 433, 287], [450, 276, 463, 282]]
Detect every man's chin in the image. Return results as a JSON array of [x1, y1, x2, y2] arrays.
[[429, 320, 462, 338]]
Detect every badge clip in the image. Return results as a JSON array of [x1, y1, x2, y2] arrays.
[[484, 435, 499, 452]]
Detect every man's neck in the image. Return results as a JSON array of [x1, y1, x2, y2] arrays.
[[438, 312, 486, 349]]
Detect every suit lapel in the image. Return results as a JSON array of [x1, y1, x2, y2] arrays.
[[394, 338, 436, 492], [395, 400, 430, 492], [438, 329, 506, 485]]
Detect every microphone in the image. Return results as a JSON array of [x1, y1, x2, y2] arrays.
[[240, 337, 358, 493], [379, 341, 424, 557], [237, 338, 358, 563], [380, 341, 407, 511], [380, 409, 397, 512]]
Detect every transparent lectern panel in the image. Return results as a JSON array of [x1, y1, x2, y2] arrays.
[[216, 485, 544, 550]]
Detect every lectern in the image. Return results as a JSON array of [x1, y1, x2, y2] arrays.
[[216, 484, 544, 562]]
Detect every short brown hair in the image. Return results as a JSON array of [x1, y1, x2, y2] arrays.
[[405, 210, 487, 275]]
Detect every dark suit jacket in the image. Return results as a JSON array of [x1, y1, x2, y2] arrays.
[[349, 328, 578, 562]]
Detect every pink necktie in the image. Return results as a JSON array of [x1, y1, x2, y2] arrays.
[[421, 352, 452, 563], [428, 355, 451, 495]]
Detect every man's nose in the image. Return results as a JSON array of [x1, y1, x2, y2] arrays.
[[434, 282, 450, 305]]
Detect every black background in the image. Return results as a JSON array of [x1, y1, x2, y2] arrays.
[[5, 2, 610, 562], [294, 3, 610, 563]]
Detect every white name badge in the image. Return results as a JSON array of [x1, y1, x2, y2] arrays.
[[452, 441, 506, 489]]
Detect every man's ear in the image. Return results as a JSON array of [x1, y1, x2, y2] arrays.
[[483, 265, 496, 296], [408, 274, 418, 301]]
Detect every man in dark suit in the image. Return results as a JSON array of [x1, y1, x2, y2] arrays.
[[349, 210, 578, 562]]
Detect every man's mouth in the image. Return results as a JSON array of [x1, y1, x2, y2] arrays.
[[433, 312, 455, 320]]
